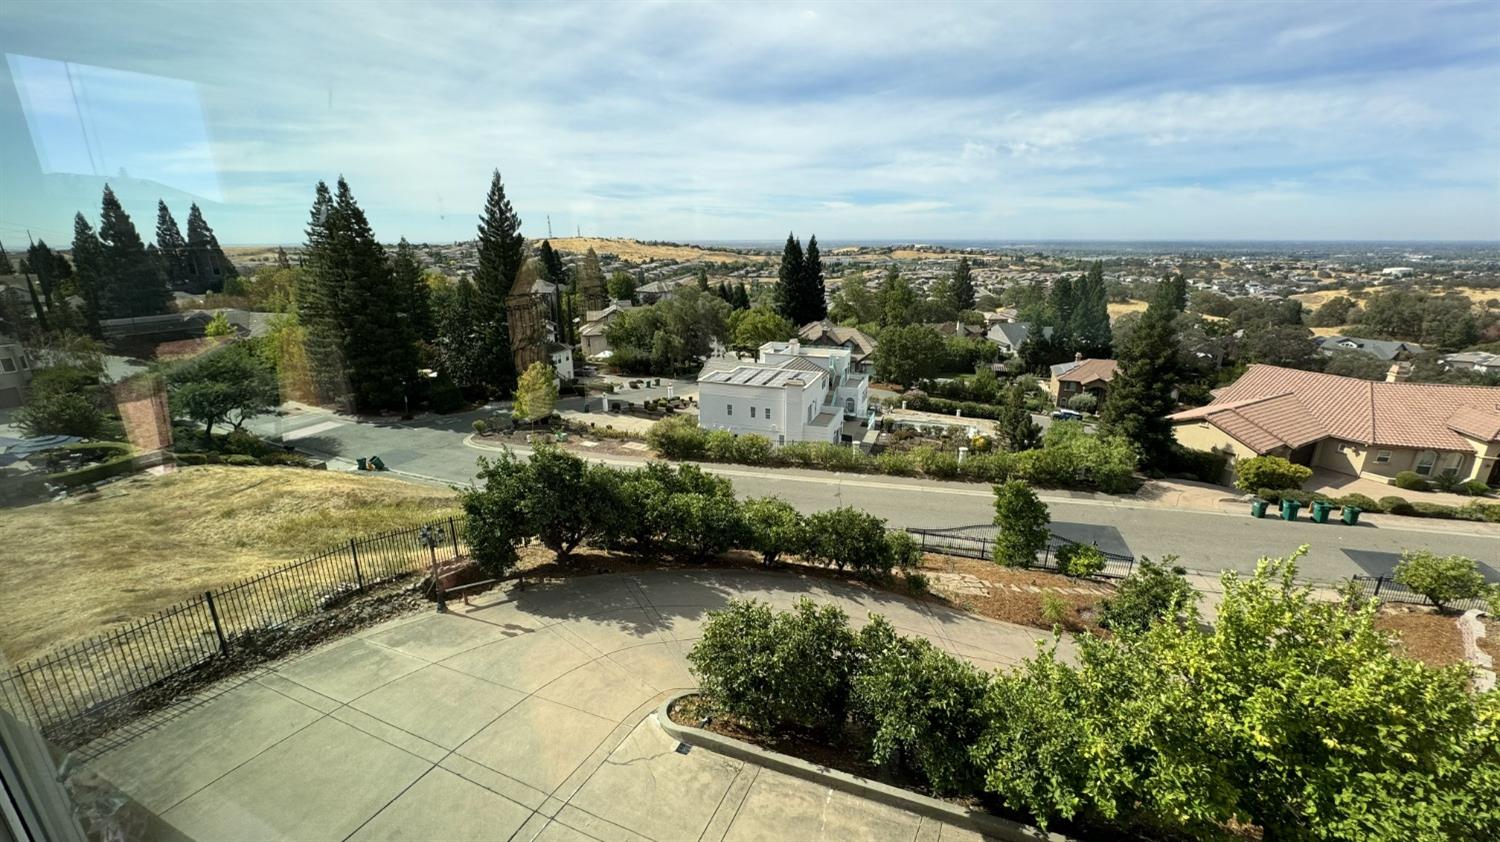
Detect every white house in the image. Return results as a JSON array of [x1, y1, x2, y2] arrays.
[[697, 340, 870, 445]]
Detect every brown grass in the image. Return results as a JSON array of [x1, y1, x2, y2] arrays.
[[541, 237, 767, 265], [0, 466, 459, 662], [1107, 300, 1150, 321], [1373, 605, 1465, 667], [918, 554, 1112, 633], [1292, 286, 1499, 311]]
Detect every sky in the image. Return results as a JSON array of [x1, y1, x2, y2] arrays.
[[1, 0, 1498, 246]]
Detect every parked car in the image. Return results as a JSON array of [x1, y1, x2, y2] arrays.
[[1051, 408, 1084, 421]]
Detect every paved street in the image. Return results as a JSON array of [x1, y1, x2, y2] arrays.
[[243, 407, 1500, 584], [84, 570, 1049, 842]]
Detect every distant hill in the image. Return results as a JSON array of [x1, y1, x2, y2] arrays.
[[540, 237, 768, 264]]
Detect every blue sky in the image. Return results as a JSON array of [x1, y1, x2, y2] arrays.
[[1, 0, 1497, 246]]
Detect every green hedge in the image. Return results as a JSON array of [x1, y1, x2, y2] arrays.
[[45, 442, 137, 488]]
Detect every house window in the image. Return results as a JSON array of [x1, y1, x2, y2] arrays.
[[750, 407, 756, 418], [0, 357, 14, 373], [1414, 450, 1437, 476], [726, 404, 733, 416], [1441, 452, 1464, 477], [764, 407, 770, 418], [1374, 450, 1391, 464]]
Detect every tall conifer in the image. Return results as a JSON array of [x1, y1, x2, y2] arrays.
[[1100, 278, 1181, 468], [801, 235, 826, 323], [70, 214, 105, 336], [474, 170, 524, 391], [98, 185, 171, 317], [155, 201, 191, 288], [773, 232, 804, 323], [185, 204, 237, 292], [952, 257, 975, 311]]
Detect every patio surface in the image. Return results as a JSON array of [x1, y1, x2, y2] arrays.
[[82, 569, 1062, 842]]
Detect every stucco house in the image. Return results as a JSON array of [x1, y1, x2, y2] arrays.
[[1048, 356, 1119, 407], [697, 339, 869, 444], [0, 332, 33, 408], [1169, 364, 1500, 486], [798, 320, 878, 374], [578, 304, 627, 359]]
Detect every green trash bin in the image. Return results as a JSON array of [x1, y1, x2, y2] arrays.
[[1341, 505, 1361, 525], [356, 456, 368, 471], [1310, 500, 1332, 523], [1250, 498, 1268, 518], [1280, 498, 1301, 521]]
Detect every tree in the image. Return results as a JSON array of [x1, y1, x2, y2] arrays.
[[877, 268, 917, 328], [800, 234, 827, 322], [732, 282, 751, 310], [391, 238, 435, 341], [804, 507, 892, 577], [830, 274, 880, 325], [1098, 555, 1198, 633], [154, 201, 192, 288], [204, 312, 234, 337], [578, 247, 608, 310], [951, 257, 976, 311], [695, 265, 710, 292], [474, 170, 524, 392], [729, 306, 795, 354], [537, 240, 566, 286], [992, 480, 1050, 567], [166, 342, 278, 439], [68, 217, 102, 337], [1045, 275, 1076, 347], [24, 239, 64, 315], [461, 451, 531, 576], [773, 232, 805, 324], [0, 241, 12, 275], [996, 382, 1040, 451], [432, 278, 487, 390], [742, 497, 806, 565], [1100, 279, 1181, 468], [98, 185, 171, 317], [184, 203, 237, 292], [1071, 261, 1112, 357], [522, 445, 614, 562], [607, 270, 637, 303], [1066, 393, 1097, 413], [512, 361, 557, 422], [13, 364, 105, 438], [1242, 324, 1320, 370], [874, 324, 944, 387], [1161, 274, 1188, 312], [1323, 349, 1390, 380], [1309, 296, 1355, 327], [1393, 550, 1493, 612]]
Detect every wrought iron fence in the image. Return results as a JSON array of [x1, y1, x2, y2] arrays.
[[0, 516, 469, 748], [907, 525, 1136, 579], [1349, 574, 1493, 613]]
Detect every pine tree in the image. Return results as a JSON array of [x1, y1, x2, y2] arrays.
[[1100, 279, 1181, 468], [0, 241, 13, 275], [474, 170, 524, 392], [155, 201, 191, 288], [185, 204, 237, 293], [538, 240, 565, 285], [997, 382, 1041, 452], [733, 283, 751, 310], [275, 246, 292, 268], [1071, 261, 1112, 357], [392, 238, 435, 342], [26, 240, 59, 312], [578, 247, 607, 311], [70, 214, 104, 336], [1163, 274, 1188, 312], [1047, 274, 1076, 348], [435, 277, 486, 390], [952, 257, 975, 311], [98, 185, 171, 317], [696, 265, 709, 292], [877, 267, 916, 328], [331, 178, 418, 411], [298, 181, 349, 404], [800, 235, 826, 323], [773, 232, 804, 323]]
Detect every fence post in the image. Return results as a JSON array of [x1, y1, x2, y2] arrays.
[[350, 539, 364, 591], [204, 592, 228, 656], [919, 531, 927, 553], [1373, 575, 1385, 597], [448, 517, 460, 559]]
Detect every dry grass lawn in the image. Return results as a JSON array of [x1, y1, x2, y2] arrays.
[[1107, 299, 1150, 321], [0, 466, 459, 662], [1293, 285, 1500, 311], [542, 237, 765, 265]]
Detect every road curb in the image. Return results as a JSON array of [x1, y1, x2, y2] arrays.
[[654, 692, 1066, 842]]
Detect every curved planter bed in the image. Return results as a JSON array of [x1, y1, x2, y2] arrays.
[[656, 692, 1067, 842]]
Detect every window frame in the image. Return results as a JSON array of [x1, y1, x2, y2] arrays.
[[1374, 450, 1391, 464], [1414, 450, 1437, 476]]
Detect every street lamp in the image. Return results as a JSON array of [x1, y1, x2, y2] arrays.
[[419, 525, 447, 613]]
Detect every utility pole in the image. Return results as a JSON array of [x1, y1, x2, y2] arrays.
[[547, 215, 553, 238]]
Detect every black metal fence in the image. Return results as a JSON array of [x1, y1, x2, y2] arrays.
[[907, 525, 1136, 579], [1348, 574, 1493, 613], [0, 516, 469, 747]]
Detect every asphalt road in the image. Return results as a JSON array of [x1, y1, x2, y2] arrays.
[[244, 407, 1499, 585]]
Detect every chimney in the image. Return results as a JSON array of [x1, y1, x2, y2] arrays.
[[1385, 362, 1410, 383], [788, 339, 800, 354], [1074, 351, 1083, 363]]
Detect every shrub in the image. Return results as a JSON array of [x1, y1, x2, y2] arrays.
[[875, 449, 919, 476], [662, 492, 743, 561], [1065, 393, 1097, 414], [1016, 432, 1136, 493], [1039, 593, 1068, 626], [45, 443, 137, 488], [1099, 556, 1199, 634], [1431, 472, 1464, 493], [472, 419, 488, 436], [741, 497, 805, 566], [221, 430, 269, 456], [1169, 447, 1230, 485], [884, 530, 922, 574], [427, 376, 464, 413], [258, 451, 311, 467], [732, 434, 774, 465], [1393, 550, 1490, 611], [704, 429, 738, 462], [777, 441, 817, 467], [1460, 479, 1492, 497], [851, 617, 991, 794], [223, 454, 258, 466], [914, 446, 960, 479], [903, 571, 930, 595], [1393, 471, 1431, 492], [1411, 502, 1457, 519], [811, 441, 866, 473], [1055, 543, 1106, 578], [804, 507, 893, 577], [687, 598, 858, 731], [1233, 455, 1312, 494], [958, 451, 1016, 483], [993, 480, 1050, 567], [647, 415, 707, 459], [1336, 493, 1380, 512], [1379, 495, 1415, 516], [459, 452, 531, 576]]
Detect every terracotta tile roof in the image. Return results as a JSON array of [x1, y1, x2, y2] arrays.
[[1168, 364, 1500, 453], [1055, 358, 1119, 385]]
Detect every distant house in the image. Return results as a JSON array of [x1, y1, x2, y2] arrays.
[[798, 320, 878, 374], [548, 343, 575, 380], [697, 339, 869, 445], [928, 321, 988, 340], [1168, 364, 1500, 486], [1314, 334, 1423, 362], [983, 308, 1019, 325], [987, 322, 1031, 355], [1048, 356, 1119, 406], [579, 304, 628, 359], [1442, 351, 1500, 377]]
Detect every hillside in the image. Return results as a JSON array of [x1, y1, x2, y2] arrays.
[[542, 237, 769, 264]]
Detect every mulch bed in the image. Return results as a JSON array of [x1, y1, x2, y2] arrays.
[[917, 553, 1112, 634], [1372, 605, 1466, 667]]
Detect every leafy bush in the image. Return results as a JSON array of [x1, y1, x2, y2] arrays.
[[1379, 495, 1415, 516], [1169, 446, 1230, 485], [875, 449, 919, 476], [1099, 556, 1199, 634], [257, 451, 311, 467], [1336, 493, 1380, 512], [687, 598, 858, 731], [913, 446, 959, 479], [732, 434, 773, 465], [221, 430, 270, 456], [741, 497, 805, 565], [1065, 392, 1097, 414], [884, 530, 922, 574], [1411, 501, 1457, 519], [663, 492, 744, 561], [851, 617, 991, 794], [1393, 470, 1431, 492], [1431, 472, 1464, 493], [472, 419, 487, 435], [647, 415, 708, 459], [1016, 432, 1136, 493], [223, 454, 258, 466], [1393, 550, 1490, 611], [427, 375, 464, 412], [993, 480, 1050, 567], [1039, 593, 1068, 626], [704, 429, 738, 462], [45, 442, 137, 488], [958, 451, 1017, 483], [1233, 455, 1312, 494], [460, 452, 532, 576], [903, 571, 930, 595], [1055, 543, 1106, 578], [1461, 479, 1492, 497], [804, 507, 893, 577]]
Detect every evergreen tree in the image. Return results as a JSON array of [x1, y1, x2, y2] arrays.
[[19, 252, 48, 333], [696, 265, 710, 292], [716, 280, 731, 302], [98, 185, 172, 317], [997, 382, 1041, 452], [0, 241, 13, 275], [298, 181, 347, 403], [1070, 261, 1112, 357], [800, 234, 826, 323], [391, 238, 435, 342], [25, 240, 60, 313], [1046, 274, 1076, 347], [474, 170, 524, 392], [952, 257, 975, 311], [1162, 274, 1188, 312], [578, 247, 607, 310], [1100, 279, 1182, 468], [275, 246, 292, 268], [185, 203, 237, 292], [733, 282, 751, 310], [70, 214, 104, 336], [877, 267, 916, 328], [434, 277, 486, 390], [155, 201, 191, 288], [773, 232, 804, 323], [538, 240, 566, 285]]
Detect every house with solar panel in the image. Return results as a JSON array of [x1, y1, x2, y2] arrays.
[[696, 339, 870, 445]]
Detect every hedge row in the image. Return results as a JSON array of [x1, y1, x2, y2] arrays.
[[45, 442, 138, 488], [1256, 487, 1500, 522], [174, 451, 316, 468], [648, 416, 1140, 494]]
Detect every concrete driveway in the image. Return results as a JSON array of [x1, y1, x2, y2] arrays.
[[83, 570, 1056, 842]]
